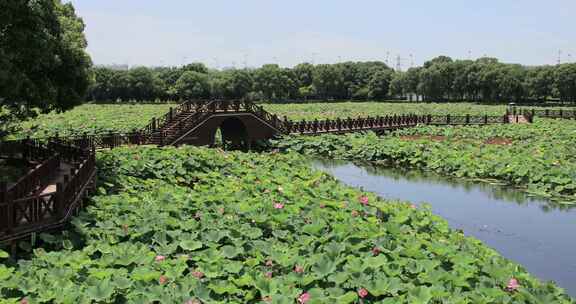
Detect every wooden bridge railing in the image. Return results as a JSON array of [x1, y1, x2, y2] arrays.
[[519, 108, 576, 120], [0, 141, 96, 243], [284, 114, 510, 135], [142, 100, 211, 137], [1, 140, 61, 204]]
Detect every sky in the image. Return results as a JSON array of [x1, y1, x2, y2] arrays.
[[68, 0, 576, 69]]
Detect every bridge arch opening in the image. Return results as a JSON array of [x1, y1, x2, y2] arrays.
[[211, 117, 250, 150]]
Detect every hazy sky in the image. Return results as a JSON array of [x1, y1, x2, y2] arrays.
[[69, 0, 576, 69]]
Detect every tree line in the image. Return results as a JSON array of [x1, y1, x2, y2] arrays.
[[89, 58, 576, 104], [89, 61, 395, 102]]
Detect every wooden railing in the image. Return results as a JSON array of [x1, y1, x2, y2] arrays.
[[285, 114, 510, 135], [142, 100, 210, 136], [0, 155, 60, 203], [519, 108, 576, 120], [0, 140, 96, 243]]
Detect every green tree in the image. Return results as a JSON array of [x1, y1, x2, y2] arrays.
[[129, 67, 158, 101], [367, 69, 394, 99], [555, 64, 576, 103], [312, 64, 345, 99], [524, 66, 555, 102], [174, 71, 211, 99], [0, 0, 92, 137]]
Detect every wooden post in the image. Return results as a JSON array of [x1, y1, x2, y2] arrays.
[[56, 183, 63, 217], [446, 114, 450, 125], [169, 107, 174, 121], [466, 114, 470, 124], [0, 182, 7, 203], [484, 114, 488, 124]]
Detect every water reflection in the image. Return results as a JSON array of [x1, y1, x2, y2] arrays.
[[314, 158, 574, 212], [313, 159, 576, 297]]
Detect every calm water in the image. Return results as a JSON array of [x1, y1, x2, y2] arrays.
[[313, 159, 576, 297]]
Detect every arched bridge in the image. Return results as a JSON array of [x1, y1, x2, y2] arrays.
[[53, 99, 523, 151]]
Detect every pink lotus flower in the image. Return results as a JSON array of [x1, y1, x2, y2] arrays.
[[159, 275, 168, 285], [359, 195, 369, 205], [319, 203, 326, 208], [218, 207, 225, 214], [294, 265, 304, 273], [372, 247, 381, 256], [298, 292, 311, 304], [265, 259, 274, 267], [358, 288, 369, 298], [20, 298, 28, 304], [265, 271, 273, 278], [184, 299, 201, 304], [506, 278, 520, 291], [351, 210, 359, 217], [155, 255, 166, 262], [191, 271, 204, 279], [410, 204, 417, 209], [274, 202, 284, 209]]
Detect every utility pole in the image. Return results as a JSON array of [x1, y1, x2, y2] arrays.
[[558, 50, 562, 65]]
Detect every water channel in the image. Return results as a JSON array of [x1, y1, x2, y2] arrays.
[[312, 159, 576, 297]]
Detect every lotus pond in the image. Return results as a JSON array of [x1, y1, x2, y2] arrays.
[[313, 159, 576, 297], [7, 102, 524, 139], [273, 118, 576, 205], [0, 146, 573, 303]]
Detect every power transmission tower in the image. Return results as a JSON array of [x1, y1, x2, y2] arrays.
[[395, 55, 402, 72]]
